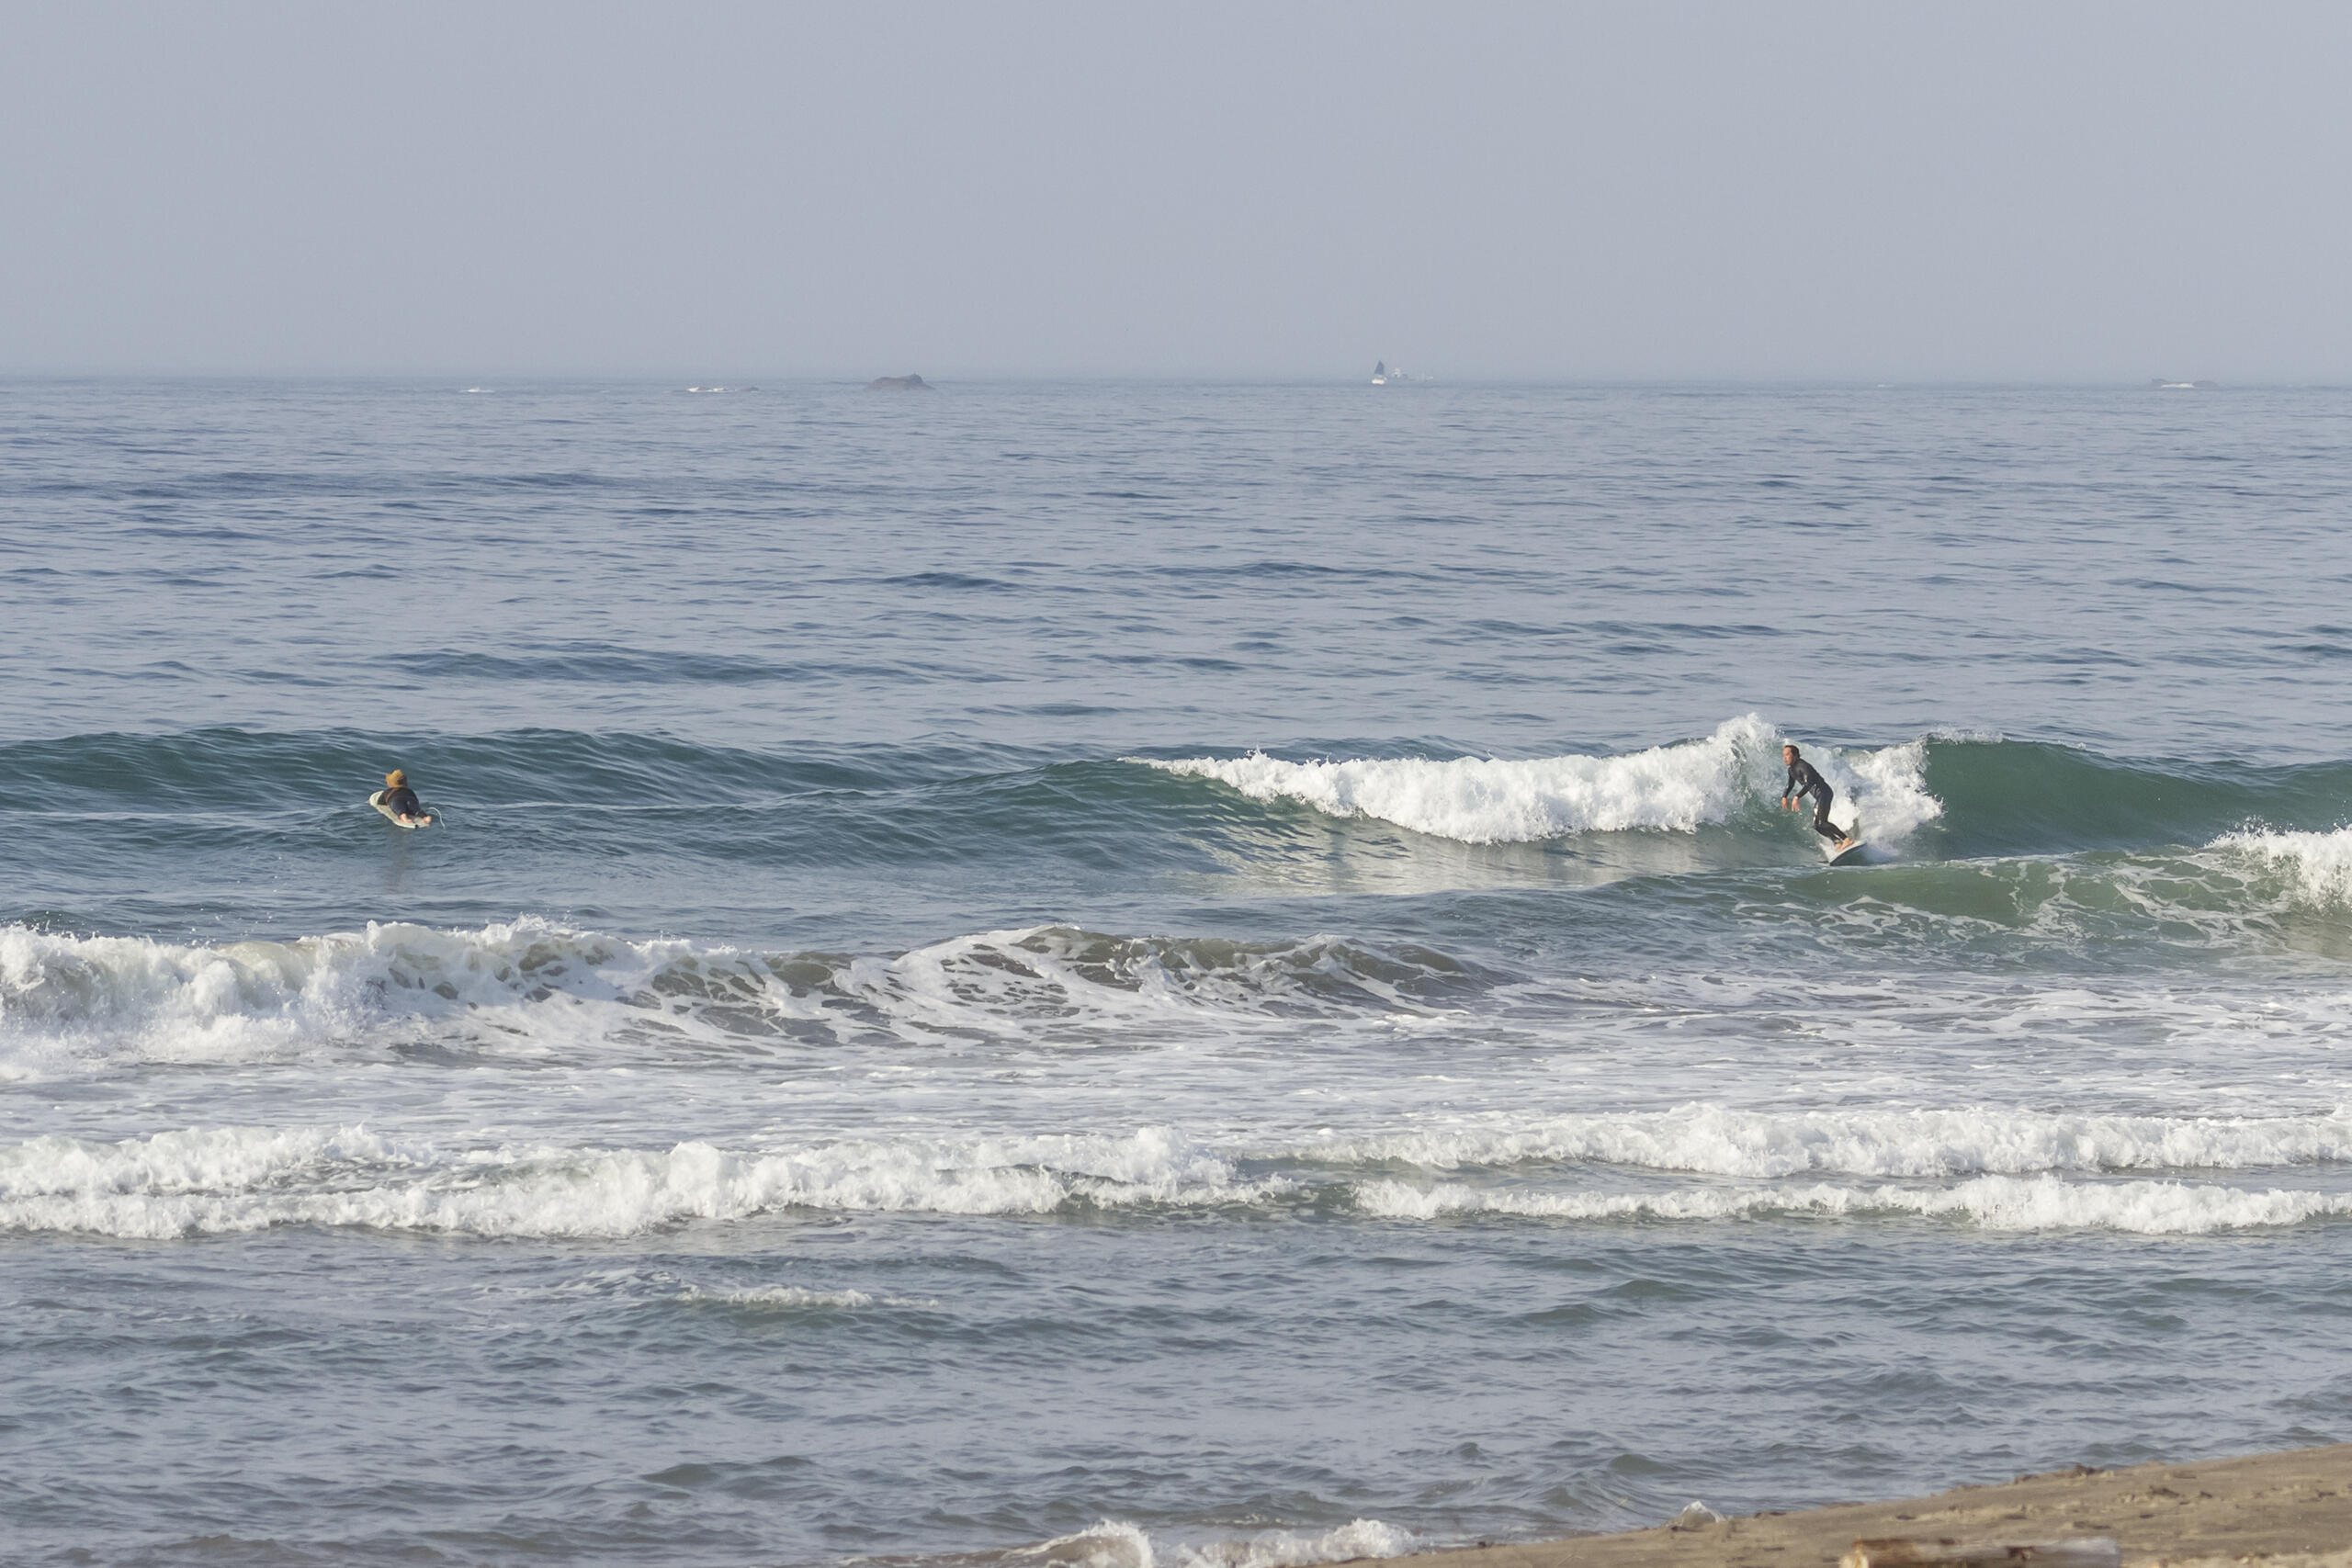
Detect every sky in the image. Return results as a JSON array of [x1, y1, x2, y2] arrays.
[[4, 1, 2349, 380]]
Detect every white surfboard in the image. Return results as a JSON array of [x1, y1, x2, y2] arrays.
[[369, 790, 426, 829], [1823, 834, 1866, 865]]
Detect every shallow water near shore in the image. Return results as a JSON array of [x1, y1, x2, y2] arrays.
[[5, 379, 2352, 1566]]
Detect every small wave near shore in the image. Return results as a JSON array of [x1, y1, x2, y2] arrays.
[[11, 1105, 2352, 1240]]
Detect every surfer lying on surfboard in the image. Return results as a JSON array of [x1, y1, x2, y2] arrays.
[[375, 768, 432, 827], [1780, 743, 1854, 851]]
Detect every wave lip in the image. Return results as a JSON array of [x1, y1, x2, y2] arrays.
[[2216, 826, 2352, 908], [1140, 716, 1941, 845]]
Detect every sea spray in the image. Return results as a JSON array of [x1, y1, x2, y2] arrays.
[[2215, 826, 2352, 908]]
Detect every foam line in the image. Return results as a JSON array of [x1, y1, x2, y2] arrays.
[[10, 1115, 2352, 1239], [0, 1124, 1277, 1239], [1296, 1103, 2352, 1179], [1352, 1174, 2352, 1235]]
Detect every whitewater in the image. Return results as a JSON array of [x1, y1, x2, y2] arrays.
[[1139, 716, 1944, 842], [6, 378, 2352, 1568]]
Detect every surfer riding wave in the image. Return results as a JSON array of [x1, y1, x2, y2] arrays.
[[1780, 743, 1852, 849]]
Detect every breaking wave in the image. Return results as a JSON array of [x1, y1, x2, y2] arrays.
[[1141, 716, 1937, 844], [0, 919, 1497, 1077], [1297, 1102, 2352, 1179], [0, 1124, 1275, 1239], [1012, 1519, 1416, 1568], [2216, 826, 2352, 908], [10, 1104, 2351, 1239], [1353, 1175, 2352, 1234], [12, 721, 2352, 883]]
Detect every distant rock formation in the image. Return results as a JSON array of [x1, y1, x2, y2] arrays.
[[866, 374, 933, 391]]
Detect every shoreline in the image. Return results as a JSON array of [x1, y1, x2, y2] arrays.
[[1389, 1445, 2352, 1568]]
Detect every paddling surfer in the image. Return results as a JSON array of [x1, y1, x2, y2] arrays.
[[379, 769, 432, 826], [1779, 744, 1851, 849]]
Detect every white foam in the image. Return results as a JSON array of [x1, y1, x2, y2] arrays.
[[1140, 716, 1940, 844], [0, 1124, 1279, 1239], [1353, 1174, 2352, 1234], [1021, 1524, 1156, 1568], [1016, 1519, 1413, 1568], [0, 918, 658, 1075], [1295, 1103, 2352, 1179], [1834, 737, 1942, 841], [673, 1284, 942, 1311], [0, 1124, 408, 1198], [2216, 827, 2352, 908], [0, 918, 1470, 1078], [8, 1114, 2348, 1238], [1176, 1520, 1417, 1568]]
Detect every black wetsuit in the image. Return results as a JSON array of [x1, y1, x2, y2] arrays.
[[381, 784, 424, 818], [1782, 759, 1845, 843]]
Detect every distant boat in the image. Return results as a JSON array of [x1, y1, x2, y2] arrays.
[[2148, 378, 2219, 389], [1371, 360, 1419, 386]]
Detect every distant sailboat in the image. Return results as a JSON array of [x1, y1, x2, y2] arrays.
[[1372, 360, 1415, 385]]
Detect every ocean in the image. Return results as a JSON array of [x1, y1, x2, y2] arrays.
[[4, 378, 2350, 1567]]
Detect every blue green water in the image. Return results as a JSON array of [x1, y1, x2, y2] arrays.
[[5, 380, 2352, 1567]]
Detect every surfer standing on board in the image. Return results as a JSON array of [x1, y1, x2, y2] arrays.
[[1780, 744, 1851, 850], [379, 769, 431, 826]]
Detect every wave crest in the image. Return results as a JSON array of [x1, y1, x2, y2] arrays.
[[2217, 826, 2352, 908]]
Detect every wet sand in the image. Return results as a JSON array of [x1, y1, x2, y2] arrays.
[[1393, 1446, 2352, 1568]]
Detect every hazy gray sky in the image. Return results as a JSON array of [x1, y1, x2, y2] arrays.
[[6, 2, 2348, 379]]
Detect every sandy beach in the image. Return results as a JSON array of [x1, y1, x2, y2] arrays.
[[1392, 1446, 2352, 1568]]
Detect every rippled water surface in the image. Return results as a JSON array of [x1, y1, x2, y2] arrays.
[[5, 379, 2352, 1567]]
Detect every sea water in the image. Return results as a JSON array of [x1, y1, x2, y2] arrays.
[[3, 379, 2350, 1567]]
